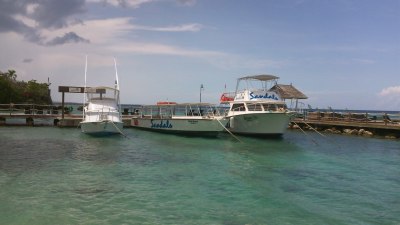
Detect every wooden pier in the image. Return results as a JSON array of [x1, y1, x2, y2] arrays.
[[0, 114, 133, 127], [0, 104, 133, 127], [291, 111, 400, 138]]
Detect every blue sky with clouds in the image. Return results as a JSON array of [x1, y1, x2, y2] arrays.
[[1, 0, 399, 110]]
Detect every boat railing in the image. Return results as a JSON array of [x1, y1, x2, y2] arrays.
[[138, 104, 223, 119], [204, 106, 222, 117], [287, 101, 307, 118], [160, 114, 172, 119], [85, 108, 121, 121]]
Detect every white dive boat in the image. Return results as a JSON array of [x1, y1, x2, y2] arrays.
[[80, 59, 123, 135], [220, 74, 294, 137], [131, 102, 228, 136]]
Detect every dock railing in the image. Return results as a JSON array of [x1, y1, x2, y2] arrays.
[[298, 110, 400, 126], [0, 103, 72, 116]]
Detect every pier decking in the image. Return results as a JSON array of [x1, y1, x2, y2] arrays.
[[291, 111, 400, 138], [0, 104, 133, 127]]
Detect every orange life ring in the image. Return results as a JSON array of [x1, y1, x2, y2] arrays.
[[220, 94, 234, 102]]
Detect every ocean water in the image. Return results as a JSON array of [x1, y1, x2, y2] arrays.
[[0, 127, 399, 225]]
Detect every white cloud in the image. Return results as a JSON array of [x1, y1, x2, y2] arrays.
[[12, 14, 38, 28], [379, 86, 400, 96], [176, 0, 196, 6], [106, 37, 285, 71], [134, 23, 203, 32], [108, 41, 224, 57], [42, 17, 203, 46], [87, 0, 196, 8], [376, 86, 400, 110], [41, 17, 134, 44], [86, 0, 154, 8], [40, 16, 216, 57]]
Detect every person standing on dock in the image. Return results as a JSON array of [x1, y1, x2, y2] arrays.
[[383, 113, 391, 125]]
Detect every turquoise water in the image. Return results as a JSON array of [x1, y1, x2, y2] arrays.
[[0, 127, 399, 225]]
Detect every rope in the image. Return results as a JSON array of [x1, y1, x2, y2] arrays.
[[293, 120, 342, 148], [292, 121, 318, 145], [217, 117, 243, 143], [302, 121, 326, 137], [109, 120, 130, 139]]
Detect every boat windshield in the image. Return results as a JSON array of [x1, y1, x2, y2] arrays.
[[231, 103, 246, 112], [261, 103, 287, 112], [85, 87, 119, 101], [247, 103, 263, 111]]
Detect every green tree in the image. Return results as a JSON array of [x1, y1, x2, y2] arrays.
[[0, 70, 52, 104], [24, 80, 51, 104], [0, 70, 18, 103]]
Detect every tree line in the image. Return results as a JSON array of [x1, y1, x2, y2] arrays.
[[0, 70, 52, 104]]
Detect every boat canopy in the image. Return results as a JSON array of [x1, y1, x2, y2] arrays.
[[238, 74, 279, 81]]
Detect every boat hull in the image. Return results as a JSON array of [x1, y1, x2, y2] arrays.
[[131, 117, 228, 137], [80, 121, 123, 136], [227, 112, 292, 136]]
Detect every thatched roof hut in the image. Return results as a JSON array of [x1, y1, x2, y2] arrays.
[[269, 84, 308, 100]]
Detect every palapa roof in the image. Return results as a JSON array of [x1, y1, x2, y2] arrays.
[[269, 84, 308, 99]]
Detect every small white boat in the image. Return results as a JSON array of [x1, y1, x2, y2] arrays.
[[80, 59, 123, 136], [131, 102, 228, 136], [220, 74, 295, 137]]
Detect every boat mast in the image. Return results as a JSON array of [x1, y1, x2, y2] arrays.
[[83, 55, 88, 121]]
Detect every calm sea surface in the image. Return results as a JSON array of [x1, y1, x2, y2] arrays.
[[0, 127, 399, 225]]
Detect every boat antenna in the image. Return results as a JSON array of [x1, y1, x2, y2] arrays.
[[114, 58, 119, 90], [83, 55, 88, 121], [234, 77, 240, 97], [113, 58, 122, 120]]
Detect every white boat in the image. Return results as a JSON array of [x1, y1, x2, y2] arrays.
[[220, 74, 295, 137], [80, 59, 124, 136], [131, 102, 228, 136]]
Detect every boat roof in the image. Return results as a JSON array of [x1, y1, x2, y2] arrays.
[[238, 74, 279, 81]]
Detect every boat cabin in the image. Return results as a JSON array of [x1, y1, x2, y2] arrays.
[[139, 103, 223, 119]]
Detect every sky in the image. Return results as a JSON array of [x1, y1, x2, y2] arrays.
[[0, 0, 399, 110]]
